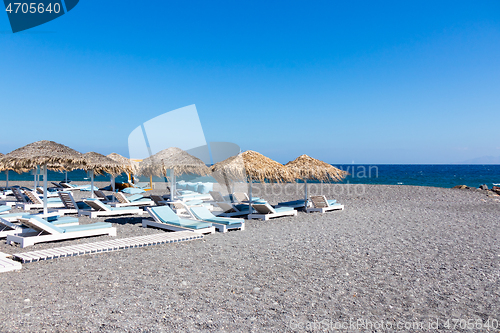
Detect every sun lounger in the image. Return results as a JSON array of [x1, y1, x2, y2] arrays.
[[59, 182, 96, 191], [81, 198, 145, 218], [276, 199, 312, 210], [94, 190, 114, 202], [231, 192, 261, 203], [215, 202, 252, 217], [209, 191, 229, 202], [6, 216, 116, 248], [49, 191, 92, 216], [0, 214, 80, 238], [109, 192, 154, 207], [176, 192, 211, 202], [142, 206, 215, 234], [190, 206, 244, 233], [306, 195, 344, 213], [167, 200, 213, 217], [247, 203, 298, 220], [36, 187, 60, 197], [0, 205, 11, 214], [150, 195, 168, 206], [16, 191, 65, 210]]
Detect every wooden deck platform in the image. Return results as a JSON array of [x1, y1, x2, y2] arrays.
[[12, 231, 203, 264]]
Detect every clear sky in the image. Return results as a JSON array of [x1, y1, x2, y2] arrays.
[[1, 1, 499, 164]]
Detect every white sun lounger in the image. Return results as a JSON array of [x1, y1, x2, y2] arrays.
[[94, 190, 114, 202], [0, 215, 79, 238], [81, 198, 145, 218], [6, 216, 116, 248], [142, 206, 215, 234], [49, 191, 91, 216], [306, 195, 344, 213], [215, 202, 252, 217], [190, 206, 244, 233], [247, 203, 298, 220], [16, 191, 65, 210], [36, 187, 60, 198], [109, 192, 154, 207]]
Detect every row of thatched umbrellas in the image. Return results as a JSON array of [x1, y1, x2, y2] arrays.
[[0, 141, 347, 214]]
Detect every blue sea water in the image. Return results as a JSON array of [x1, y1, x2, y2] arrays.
[[0, 165, 499, 189], [333, 164, 500, 188]]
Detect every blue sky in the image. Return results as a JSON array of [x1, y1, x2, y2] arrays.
[[1, 1, 499, 164]]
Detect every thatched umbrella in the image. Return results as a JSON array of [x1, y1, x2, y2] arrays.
[[107, 153, 137, 174], [0, 140, 86, 214], [107, 152, 138, 192], [138, 147, 210, 200], [211, 150, 296, 204], [285, 154, 348, 207], [81, 152, 127, 198]]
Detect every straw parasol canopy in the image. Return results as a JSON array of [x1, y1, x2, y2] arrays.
[[107, 153, 137, 174], [211, 150, 296, 183], [0, 140, 86, 172], [285, 154, 348, 182], [81, 152, 126, 176], [138, 147, 210, 177]]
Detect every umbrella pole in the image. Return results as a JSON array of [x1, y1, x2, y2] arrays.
[[150, 175, 153, 190], [111, 175, 116, 202], [5, 170, 8, 189], [171, 171, 176, 201], [90, 170, 95, 198], [248, 177, 253, 213], [65, 171, 68, 183], [304, 179, 308, 208], [42, 164, 48, 215]]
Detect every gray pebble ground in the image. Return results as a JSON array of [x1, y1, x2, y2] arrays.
[[0, 182, 499, 332]]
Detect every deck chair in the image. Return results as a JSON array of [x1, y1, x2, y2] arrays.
[[167, 200, 212, 217], [142, 206, 215, 234], [190, 206, 244, 233], [81, 198, 145, 218], [60, 182, 95, 191], [306, 196, 344, 213], [209, 191, 228, 202], [6, 216, 116, 248], [94, 190, 114, 202], [248, 203, 298, 220], [150, 195, 167, 206], [176, 192, 211, 202], [215, 202, 252, 217], [276, 199, 312, 210], [0, 214, 80, 238], [36, 187, 60, 198], [231, 192, 261, 203], [17, 191, 65, 210], [51, 191, 92, 215], [110, 192, 154, 207]]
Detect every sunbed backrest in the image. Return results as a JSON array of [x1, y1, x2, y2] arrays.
[[36, 187, 44, 194], [232, 192, 248, 203], [209, 191, 225, 202], [12, 187, 27, 203], [18, 216, 63, 235], [94, 190, 108, 200], [114, 192, 128, 204], [310, 195, 329, 208], [252, 203, 276, 214], [84, 199, 109, 211], [149, 206, 180, 223], [216, 202, 237, 213], [58, 191, 78, 210], [190, 206, 214, 220], [26, 191, 42, 204], [150, 195, 164, 205]]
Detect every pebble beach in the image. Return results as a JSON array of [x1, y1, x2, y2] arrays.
[[0, 182, 499, 332]]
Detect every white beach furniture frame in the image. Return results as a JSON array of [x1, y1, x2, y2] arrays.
[[6, 216, 116, 248], [215, 202, 251, 217], [81, 198, 145, 218], [247, 203, 298, 221], [189, 206, 245, 233], [17, 191, 65, 210], [142, 206, 215, 235], [306, 195, 344, 213], [109, 192, 154, 208]]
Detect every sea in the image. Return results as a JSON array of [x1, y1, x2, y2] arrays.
[[0, 165, 499, 189]]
